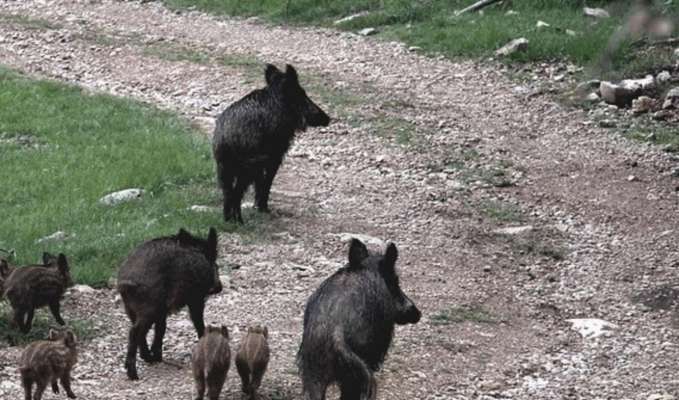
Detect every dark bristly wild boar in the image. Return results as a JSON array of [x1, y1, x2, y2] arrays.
[[191, 325, 231, 400], [212, 63, 330, 223], [0, 257, 15, 299], [298, 239, 421, 400], [20, 328, 78, 400], [3, 253, 73, 333], [235, 325, 270, 398], [117, 227, 223, 380]]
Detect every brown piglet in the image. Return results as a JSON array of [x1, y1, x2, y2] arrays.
[[191, 325, 231, 400], [19, 329, 78, 400], [236, 325, 270, 398]]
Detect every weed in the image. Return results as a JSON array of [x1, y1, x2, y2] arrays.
[[0, 302, 94, 346], [431, 305, 496, 325]]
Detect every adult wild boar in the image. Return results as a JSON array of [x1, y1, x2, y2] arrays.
[[118, 227, 223, 380], [298, 239, 421, 400], [213, 63, 330, 223]]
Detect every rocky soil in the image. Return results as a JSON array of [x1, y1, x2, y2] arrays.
[[0, 1, 678, 399]]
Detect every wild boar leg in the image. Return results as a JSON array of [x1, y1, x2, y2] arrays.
[[150, 314, 167, 362], [48, 301, 65, 325], [188, 301, 206, 338]]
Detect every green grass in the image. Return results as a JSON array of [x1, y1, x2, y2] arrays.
[[0, 67, 246, 287], [431, 305, 496, 325], [0, 13, 62, 30], [0, 302, 94, 346], [159, 0, 679, 76], [479, 200, 523, 223]]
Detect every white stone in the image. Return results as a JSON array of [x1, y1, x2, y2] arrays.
[[536, 20, 550, 29], [566, 29, 578, 37], [36, 231, 68, 243], [358, 27, 377, 36], [600, 75, 655, 106], [333, 12, 370, 26], [188, 205, 217, 212], [567, 318, 618, 339], [656, 70, 671, 84], [493, 225, 534, 235], [632, 96, 655, 114], [648, 394, 675, 400], [584, 7, 610, 19], [70, 284, 95, 294], [496, 38, 529, 57], [335, 232, 385, 247], [99, 188, 144, 206]]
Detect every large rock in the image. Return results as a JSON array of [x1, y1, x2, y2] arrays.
[[599, 75, 656, 106], [496, 38, 529, 57], [333, 12, 370, 26], [584, 7, 610, 19], [632, 96, 655, 114], [99, 188, 144, 206], [567, 318, 618, 339], [358, 27, 377, 36], [663, 87, 679, 109]]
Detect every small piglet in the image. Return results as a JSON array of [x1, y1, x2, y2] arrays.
[[118, 227, 223, 380], [20, 328, 78, 400], [3, 253, 73, 333], [191, 325, 231, 400], [236, 325, 270, 399]]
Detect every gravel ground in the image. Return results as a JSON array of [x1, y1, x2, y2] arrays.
[[0, 1, 678, 399]]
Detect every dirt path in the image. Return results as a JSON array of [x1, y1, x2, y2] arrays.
[[1, 1, 678, 399]]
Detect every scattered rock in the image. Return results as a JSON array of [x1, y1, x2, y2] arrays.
[[408, 46, 422, 52], [627, 175, 638, 182], [358, 27, 377, 36], [335, 232, 385, 247], [566, 29, 578, 37], [576, 80, 601, 93], [648, 394, 676, 400], [333, 12, 370, 26], [656, 70, 671, 85], [188, 205, 217, 212], [70, 284, 96, 294], [495, 38, 529, 57], [662, 87, 679, 109], [36, 230, 68, 244], [536, 21, 550, 30], [493, 225, 534, 235], [99, 188, 144, 205], [675, 47, 679, 59], [632, 96, 655, 114], [505, 10, 518, 16], [652, 110, 671, 121], [585, 92, 600, 102], [567, 318, 618, 338], [599, 119, 617, 128], [584, 7, 610, 19], [599, 75, 656, 106]]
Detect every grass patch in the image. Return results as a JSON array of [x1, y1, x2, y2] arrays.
[[431, 305, 496, 325], [143, 42, 211, 64], [159, 0, 679, 76], [479, 200, 523, 223], [0, 67, 249, 287], [0, 13, 62, 30], [0, 303, 94, 346], [623, 121, 679, 153]]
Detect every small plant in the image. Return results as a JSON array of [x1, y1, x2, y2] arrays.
[[0, 302, 94, 346]]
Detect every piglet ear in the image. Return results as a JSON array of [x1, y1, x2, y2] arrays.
[[47, 329, 58, 341], [348, 239, 369, 267], [64, 331, 76, 348], [265, 64, 282, 85], [263, 326, 268, 339], [57, 254, 69, 275], [384, 242, 398, 266], [207, 227, 218, 263], [221, 325, 229, 339]]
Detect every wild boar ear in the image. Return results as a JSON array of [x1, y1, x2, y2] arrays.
[[285, 64, 299, 84], [207, 227, 218, 263], [380, 243, 398, 276], [47, 329, 58, 340], [0, 259, 8, 277], [177, 228, 192, 243], [221, 325, 229, 338], [64, 331, 76, 347], [43, 252, 55, 265], [265, 64, 282, 85], [57, 253, 69, 274], [348, 239, 369, 268]]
